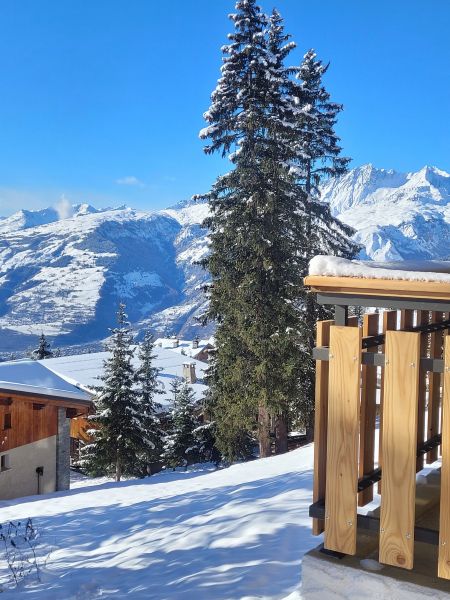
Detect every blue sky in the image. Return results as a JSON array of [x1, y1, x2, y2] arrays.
[[0, 0, 449, 216]]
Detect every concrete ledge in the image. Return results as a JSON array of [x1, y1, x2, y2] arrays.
[[302, 540, 450, 600]]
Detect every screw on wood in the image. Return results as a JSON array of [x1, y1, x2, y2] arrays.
[[385, 359, 390, 365], [406, 533, 411, 539], [380, 528, 385, 533], [442, 541, 447, 546], [329, 353, 334, 359], [410, 362, 416, 368]]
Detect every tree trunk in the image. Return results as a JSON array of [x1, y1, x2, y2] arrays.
[[305, 410, 315, 443], [258, 403, 271, 458], [274, 413, 288, 454], [116, 453, 122, 482]]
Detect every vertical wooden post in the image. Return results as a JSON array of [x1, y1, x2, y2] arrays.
[[378, 310, 398, 493], [438, 337, 450, 579], [427, 312, 444, 463], [324, 325, 361, 555], [358, 312, 379, 506], [379, 331, 420, 571], [417, 311, 430, 471], [312, 319, 333, 536]]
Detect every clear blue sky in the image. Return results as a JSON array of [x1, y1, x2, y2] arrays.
[[0, 0, 449, 216]]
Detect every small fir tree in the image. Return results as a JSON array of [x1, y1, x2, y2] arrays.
[[135, 331, 164, 474], [162, 379, 199, 469], [80, 304, 152, 481], [32, 333, 53, 360]]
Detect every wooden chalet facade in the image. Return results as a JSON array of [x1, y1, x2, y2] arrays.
[[304, 259, 450, 587], [0, 361, 91, 501]]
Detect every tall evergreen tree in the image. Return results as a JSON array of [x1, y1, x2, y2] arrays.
[[162, 379, 199, 469], [290, 49, 359, 437], [32, 333, 53, 360], [135, 331, 164, 474], [198, 0, 304, 458], [80, 304, 152, 481]]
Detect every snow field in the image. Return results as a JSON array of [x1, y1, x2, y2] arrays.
[[0, 446, 315, 599]]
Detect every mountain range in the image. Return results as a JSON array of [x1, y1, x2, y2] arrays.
[[0, 164, 448, 355]]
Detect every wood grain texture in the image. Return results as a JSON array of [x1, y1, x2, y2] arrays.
[[379, 331, 420, 570], [312, 320, 334, 535], [427, 312, 444, 463], [324, 325, 361, 555], [417, 311, 430, 471], [438, 337, 450, 579], [304, 275, 450, 301], [378, 310, 398, 494], [358, 312, 379, 506], [312, 317, 357, 535]]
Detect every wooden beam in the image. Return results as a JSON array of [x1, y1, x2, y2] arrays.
[[438, 337, 450, 579], [358, 312, 379, 506], [324, 325, 361, 555], [428, 312, 444, 463], [417, 311, 429, 471], [379, 331, 420, 570], [378, 310, 398, 493], [312, 319, 334, 535], [304, 275, 450, 302]]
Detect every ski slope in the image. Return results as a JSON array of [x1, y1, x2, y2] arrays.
[[0, 446, 315, 599]]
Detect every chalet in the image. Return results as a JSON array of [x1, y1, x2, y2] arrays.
[[302, 256, 450, 599], [154, 336, 214, 363], [0, 360, 91, 501]]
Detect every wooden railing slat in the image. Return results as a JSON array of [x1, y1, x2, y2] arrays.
[[324, 325, 361, 555], [358, 312, 379, 506], [378, 310, 398, 493], [417, 311, 430, 471], [428, 312, 444, 463], [312, 319, 334, 536], [379, 331, 420, 570], [438, 337, 450, 579]]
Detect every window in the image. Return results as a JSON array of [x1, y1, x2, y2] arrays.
[[1, 454, 10, 471], [33, 403, 45, 411], [3, 413, 11, 430]]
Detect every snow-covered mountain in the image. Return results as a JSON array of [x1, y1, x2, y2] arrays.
[[322, 164, 450, 261], [0, 200, 210, 354], [0, 164, 448, 354]]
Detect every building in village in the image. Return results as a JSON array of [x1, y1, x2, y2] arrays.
[[154, 336, 214, 363], [0, 360, 91, 501]]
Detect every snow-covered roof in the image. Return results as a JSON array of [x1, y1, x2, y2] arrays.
[[154, 337, 213, 360], [0, 360, 91, 403], [309, 255, 450, 283], [41, 346, 208, 408]]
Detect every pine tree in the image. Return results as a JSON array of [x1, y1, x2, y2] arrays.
[[32, 333, 53, 360], [80, 304, 152, 481], [198, 0, 305, 459], [192, 421, 222, 466], [162, 379, 199, 469], [135, 331, 164, 474], [290, 49, 359, 437]]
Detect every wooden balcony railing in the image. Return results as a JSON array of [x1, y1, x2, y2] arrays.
[[309, 310, 450, 578]]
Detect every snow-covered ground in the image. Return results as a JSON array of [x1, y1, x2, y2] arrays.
[[0, 446, 316, 599]]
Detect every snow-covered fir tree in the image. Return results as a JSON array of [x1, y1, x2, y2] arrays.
[[198, 0, 305, 459], [162, 379, 199, 469], [290, 49, 359, 437], [81, 304, 153, 481], [135, 331, 164, 474], [31, 333, 53, 360]]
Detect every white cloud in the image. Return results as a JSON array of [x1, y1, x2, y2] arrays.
[[115, 176, 145, 188]]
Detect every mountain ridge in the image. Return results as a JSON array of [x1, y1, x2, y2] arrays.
[[0, 163, 448, 355]]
